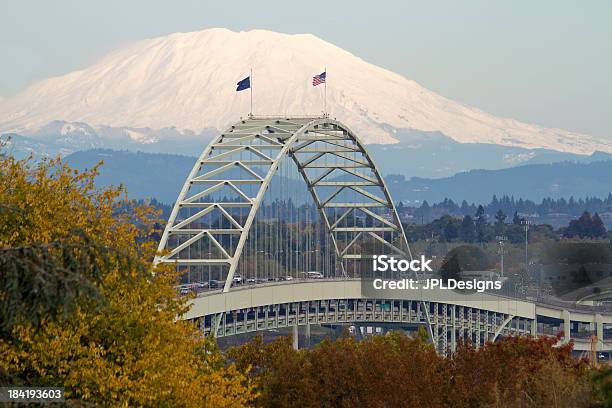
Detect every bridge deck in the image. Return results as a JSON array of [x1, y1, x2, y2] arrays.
[[183, 279, 612, 353]]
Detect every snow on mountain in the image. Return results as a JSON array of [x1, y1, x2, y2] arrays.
[[31, 120, 104, 150], [125, 129, 158, 144], [0, 28, 609, 154]]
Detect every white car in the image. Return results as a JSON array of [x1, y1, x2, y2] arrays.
[[306, 271, 324, 279]]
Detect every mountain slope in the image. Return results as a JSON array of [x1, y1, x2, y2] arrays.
[[388, 161, 612, 204], [64, 150, 195, 202], [365, 129, 612, 178], [1, 28, 609, 154], [9, 122, 609, 177], [63, 149, 612, 205]]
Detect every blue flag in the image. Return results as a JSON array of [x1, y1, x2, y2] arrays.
[[236, 76, 250, 91]]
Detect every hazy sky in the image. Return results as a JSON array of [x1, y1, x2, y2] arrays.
[[1, 0, 611, 138]]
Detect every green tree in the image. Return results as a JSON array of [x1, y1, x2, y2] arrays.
[[444, 219, 459, 242], [592, 213, 607, 238], [474, 205, 487, 244], [460, 216, 476, 243], [565, 211, 595, 238], [494, 209, 507, 234]]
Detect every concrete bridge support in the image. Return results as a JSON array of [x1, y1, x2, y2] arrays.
[[563, 310, 571, 343], [305, 323, 311, 348], [293, 324, 299, 350], [596, 313, 604, 351]]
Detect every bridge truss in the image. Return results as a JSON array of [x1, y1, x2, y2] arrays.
[[198, 296, 533, 354], [156, 116, 411, 292]]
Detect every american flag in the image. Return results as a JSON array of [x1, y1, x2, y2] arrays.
[[312, 71, 326, 86]]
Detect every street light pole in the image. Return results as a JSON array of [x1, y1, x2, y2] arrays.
[[496, 235, 507, 277], [520, 219, 532, 273]]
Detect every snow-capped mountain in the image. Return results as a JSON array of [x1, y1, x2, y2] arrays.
[[0, 28, 610, 154]]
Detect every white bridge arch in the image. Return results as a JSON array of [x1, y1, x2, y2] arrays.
[[156, 116, 411, 291]]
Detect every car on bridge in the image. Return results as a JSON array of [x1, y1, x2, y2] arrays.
[[305, 271, 324, 279], [209, 280, 225, 289]]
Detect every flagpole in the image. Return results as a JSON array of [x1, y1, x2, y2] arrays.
[[250, 68, 253, 117], [324, 67, 327, 116]]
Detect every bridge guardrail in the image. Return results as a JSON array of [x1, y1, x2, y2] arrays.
[[183, 277, 612, 315]]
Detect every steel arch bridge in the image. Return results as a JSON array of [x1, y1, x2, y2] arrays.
[[157, 116, 612, 354], [156, 116, 411, 291]]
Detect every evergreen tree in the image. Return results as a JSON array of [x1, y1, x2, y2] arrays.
[[474, 205, 487, 243], [565, 211, 594, 238], [494, 209, 506, 234], [460, 216, 476, 243], [490, 195, 500, 213], [444, 219, 459, 242], [592, 213, 607, 238], [460, 200, 470, 215]]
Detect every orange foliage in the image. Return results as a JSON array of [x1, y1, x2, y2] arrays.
[[230, 329, 595, 408]]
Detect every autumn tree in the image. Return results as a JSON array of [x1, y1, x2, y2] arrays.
[[449, 334, 591, 407], [592, 366, 612, 407], [0, 156, 255, 406], [228, 328, 607, 407], [228, 328, 447, 407]]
